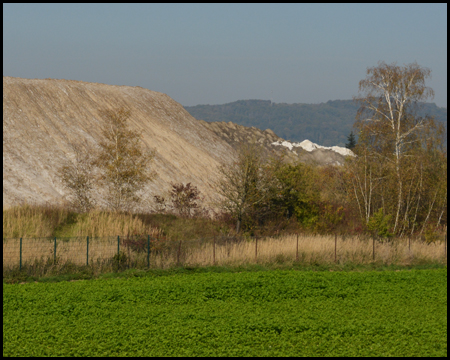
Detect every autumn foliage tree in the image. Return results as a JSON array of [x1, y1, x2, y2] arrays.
[[269, 162, 320, 228], [169, 182, 202, 218], [95, 108, 156, 212], [215, 143, 278, 233]]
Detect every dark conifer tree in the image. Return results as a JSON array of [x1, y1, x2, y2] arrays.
[[345, 131, 357, 149]]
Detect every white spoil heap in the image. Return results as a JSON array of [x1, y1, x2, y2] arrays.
[[271, 139, 355, 157]]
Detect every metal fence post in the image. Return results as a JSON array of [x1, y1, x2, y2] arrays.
[[54, 237, 57, 264], [335, 233, 337, 263], [147, 235, 150, 269], [115, 235, 120, 272], [373, 237, 375, 261], [213, 235, 216, 265], [177, 240, 181, 266], [86, 236, 89, 266], [20, 237, 22, 270], [296, 234, 299, 262]]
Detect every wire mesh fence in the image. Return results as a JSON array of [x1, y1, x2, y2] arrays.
[[3, 233, 447, 278]]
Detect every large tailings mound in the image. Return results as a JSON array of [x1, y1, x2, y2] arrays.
[[3, 77, 234, 209]]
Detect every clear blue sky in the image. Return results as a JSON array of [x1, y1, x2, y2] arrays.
[[3, 3, 447, 107]]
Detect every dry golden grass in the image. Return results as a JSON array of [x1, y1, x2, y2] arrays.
[[69, 211, 163, 238], [3, 236, 129, 274], [3, 234, 446, 271], [3, 205, 162, 239], [185, 234, 447, 267], [2, 204, 70, 238]]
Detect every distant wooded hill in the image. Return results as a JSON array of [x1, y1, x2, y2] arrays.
[[185, 100, 447, 147]]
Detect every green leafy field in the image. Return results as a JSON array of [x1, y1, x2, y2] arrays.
[[3, 269, 447, 356]]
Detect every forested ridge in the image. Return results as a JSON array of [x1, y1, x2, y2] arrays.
[[185, 100, 447, 147]]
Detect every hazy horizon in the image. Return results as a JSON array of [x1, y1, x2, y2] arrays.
[[3, 4, 447, 108], [184, 98, 447, 109]]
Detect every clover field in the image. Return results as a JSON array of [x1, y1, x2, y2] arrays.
[[3, 268, 447, 356]]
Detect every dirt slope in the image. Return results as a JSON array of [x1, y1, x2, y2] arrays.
[[3, 76, 234, 210]]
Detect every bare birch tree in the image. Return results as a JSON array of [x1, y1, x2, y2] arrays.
[[353, 61, 445, 236], [345, 145, 385, 225]]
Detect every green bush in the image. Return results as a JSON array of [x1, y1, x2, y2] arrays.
[[367, 208, 393, 240], [111, 251, 128, 271]]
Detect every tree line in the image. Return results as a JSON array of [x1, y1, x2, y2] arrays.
[[59, 61, 447, 241], [184, 96, 447, 148]]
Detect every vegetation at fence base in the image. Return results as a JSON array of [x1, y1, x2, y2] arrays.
[[3, 259, 447, 285], [3, 269, 447, 356]]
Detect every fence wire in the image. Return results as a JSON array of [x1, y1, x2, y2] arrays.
[[3, 233, 447, 278]]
